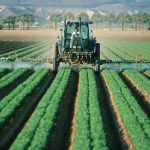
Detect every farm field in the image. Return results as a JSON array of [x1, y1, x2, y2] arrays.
[[0, 30, 150, 150]]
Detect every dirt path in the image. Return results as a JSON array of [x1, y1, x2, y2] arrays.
[[69, 73, 80, 150], [0, 29, 150, 42]]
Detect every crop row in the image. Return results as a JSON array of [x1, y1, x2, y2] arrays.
[[144, 70, 150, 78], [0, 68, 50, 128], [0, 42, 44, 57], [122, 70, 150, 106], [104, 46, 134, 61], [23, 44, 53, 58], [0, 68, 10, 78], [0, 69, 29, 92], [0, 41, 53, 58], [101, 45, 122, 61], [101, 69, 150, 150], [0, 41, 36, 54], [16, 42, 50, 57], [110, 42, 150, 60], [11, 68, 72, 150], [74, 69, 108, 150]]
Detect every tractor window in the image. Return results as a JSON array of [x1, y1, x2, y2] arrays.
[[66, 23, 76, 38], [81, 24, 89, 39]]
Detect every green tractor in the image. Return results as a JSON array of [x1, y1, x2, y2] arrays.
[[52, 18, 100, 72]]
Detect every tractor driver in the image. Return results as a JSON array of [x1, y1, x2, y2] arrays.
[[70, 27, 82, 48], [72, 27, 80, 36]]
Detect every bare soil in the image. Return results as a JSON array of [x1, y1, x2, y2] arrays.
[[69, 74, 80, 150], [0, 29, 150, 42], [93, 29, 150, 42], [0, 30, 59, 41]]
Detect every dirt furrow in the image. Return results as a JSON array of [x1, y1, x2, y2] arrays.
[[69, 73, 80, 150]]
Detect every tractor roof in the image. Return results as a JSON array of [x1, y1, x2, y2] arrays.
[[68, 20, 93, 24], [61, 20, 93, 24]]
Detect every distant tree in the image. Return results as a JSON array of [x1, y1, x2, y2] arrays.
[[118, 12, 129, 30], [137, 12, 145, 30], [24, 13, 35, 30], [64, 12, 75, 21], [50, 13, 62, 30], [91, 12, 102, 29], [106, 13, 115, 30], [17, 13, 34, 30], [131, 13, 139, 31], [144, 13, 150, 30], [78, 12, 89, 21], [4, 16, 12, 30], [10, 16, 17, 30], [0, 24, 2, 30], [142, 12, 150, 30], [17, 14, 26, 30], [0, 17, 4, 30]]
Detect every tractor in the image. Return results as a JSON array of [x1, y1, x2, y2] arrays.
[[52, 18, 100, 72], [1, 18, 149, 72]]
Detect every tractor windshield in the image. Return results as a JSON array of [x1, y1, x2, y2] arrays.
[[80, 23, 89, 39], [64, 22, 90, 50], [66, 22, 89, 39], [66, 23, 77, 38]]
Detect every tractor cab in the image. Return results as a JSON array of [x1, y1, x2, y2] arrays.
[[52, 18, 100, 72], [61, 20, 93, 52]]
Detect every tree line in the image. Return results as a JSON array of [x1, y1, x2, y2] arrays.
[[0, 13, 34, 30], [49, 11, 150, 31], [0, 11, 150, 30]]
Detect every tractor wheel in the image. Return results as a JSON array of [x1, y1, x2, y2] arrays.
[[95, 63, 100, 73], [52, 57, 58, 72], [95, 43, 100, 57]]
